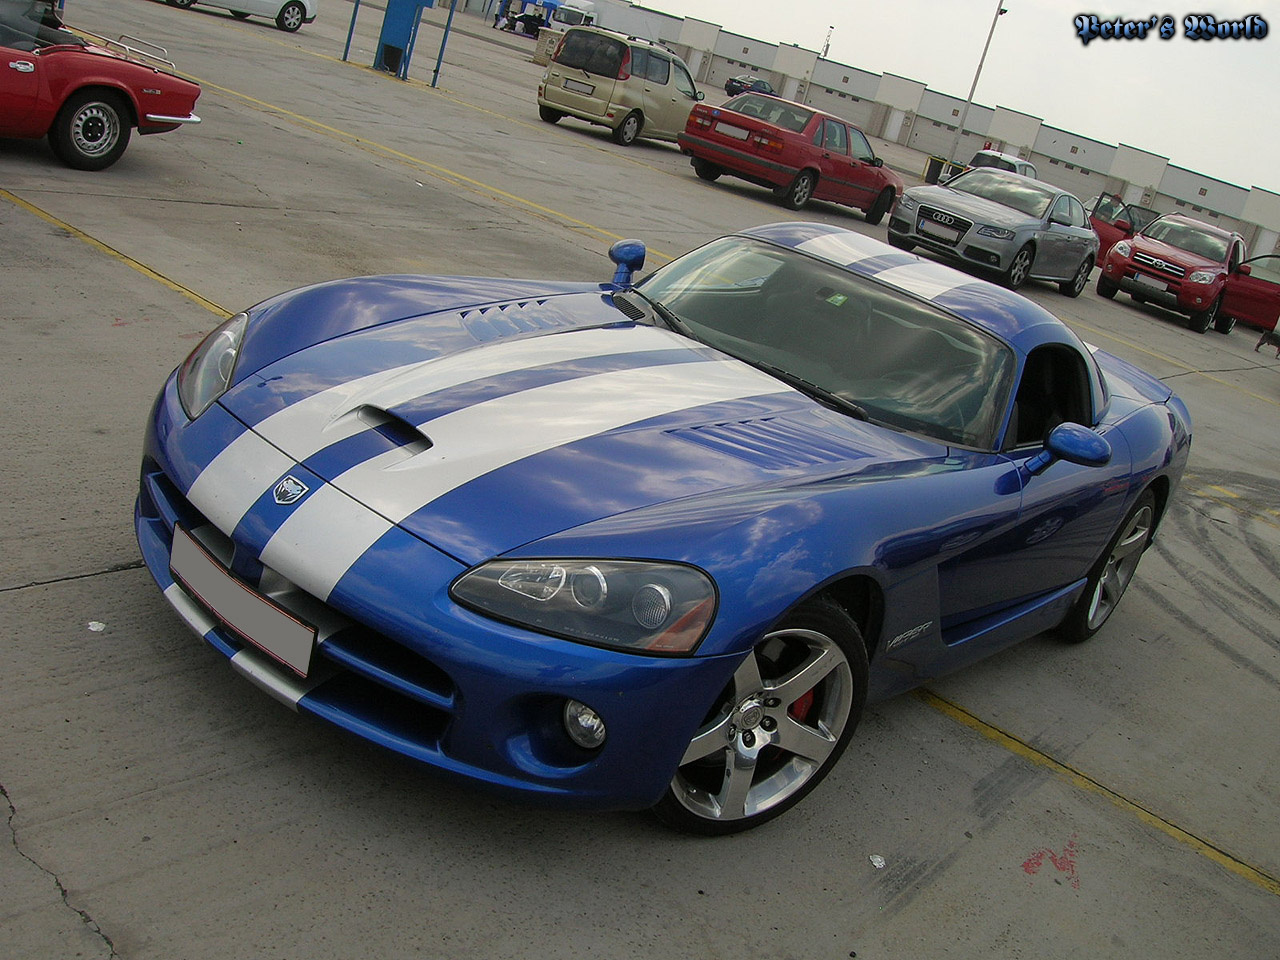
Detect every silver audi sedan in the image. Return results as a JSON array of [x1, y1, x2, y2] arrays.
[[887, 169, 1099, 296]]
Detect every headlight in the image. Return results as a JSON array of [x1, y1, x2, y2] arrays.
[[977, 225, 1015, 240], [1112, 240, 1132, 259], [452, 559, 717, 655], [1187, 270, 1216, 283], [177, 312, 249, 420], [896, 194, 918, 212]]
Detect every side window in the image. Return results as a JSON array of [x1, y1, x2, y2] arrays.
[[823, 119, 847, 154], [673, 63, 696, 98], [628, 46, 649, 80], [646, 53, 671, 85], [848, 127, 874, 162], [1050, 195, 1073, 224], [1067, 197, 1087, 227], [1008, 346, 1093, 449]]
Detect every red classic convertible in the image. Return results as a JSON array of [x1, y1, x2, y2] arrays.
[[0, 0, 200, 170]]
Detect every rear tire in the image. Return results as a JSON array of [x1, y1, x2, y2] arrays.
[[777, 170, 816, 210], [1058, 491, 1156, 643], [48, 90, 131, 171], [230, 10, 250, 18], [1214, 313, 1236, 334], [692, 157, 722, 182], [538, 105, 563, 123], [276, 1, 305, 31], [1060, 256, 1093, 298], [864, 188, 894, 226], [612, 111, 642, 145], [168, 0, 195, 7]]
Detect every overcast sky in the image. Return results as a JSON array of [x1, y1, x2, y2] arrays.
[[650, 0, 1280, 195]]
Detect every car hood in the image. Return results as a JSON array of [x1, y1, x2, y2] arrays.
[[906, 184, 1038, 228], [220, 301, 947, 565], [1128, 235, 1221, 272]]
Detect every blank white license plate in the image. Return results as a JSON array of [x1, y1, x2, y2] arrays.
[[563, 78, 594, 95], [1134, 272, 1168, 290], [716, 122, 750, 140], [170, 525, 316, 677], [918, 218, 961, 242]]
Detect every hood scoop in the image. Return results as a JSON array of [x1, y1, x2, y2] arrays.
[[353, 405, 433, 456]]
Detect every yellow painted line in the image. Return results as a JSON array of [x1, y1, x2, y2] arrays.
[[0, 188, 231, 319], [916, 689, 1280, 897], [1208, 485, 1241, 499]]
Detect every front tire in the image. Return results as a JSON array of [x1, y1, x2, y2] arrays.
[[49, 90, 131, 171], [776, 170, 816, 210], [1189, 295, 1220, 334], [865, 188, 894, 226], [1096, 274, 1118, 299], [1003, 244, 1034, 289], [276, 1, 305, 31], [1058, 491, 1156, 643], [1060, 255, 1094, 298], [652, 598, 868, 835], [611, 111, 642, 145]]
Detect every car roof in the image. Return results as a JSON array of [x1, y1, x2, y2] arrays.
[[738, 221, 1079, 353], [568, 24, 672, 53]]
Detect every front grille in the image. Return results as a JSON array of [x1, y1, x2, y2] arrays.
[[916, 206, 973, 248], [1133, 251, 1186, 278]]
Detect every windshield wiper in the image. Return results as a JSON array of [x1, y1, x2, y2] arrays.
[[622, 288, 695, 336], [748, 360, 871, 422]]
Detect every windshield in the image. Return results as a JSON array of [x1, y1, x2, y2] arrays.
[[949, 169, 1055, 218], [554, 29, 624, 77], [1141, 218, 1229, 261], [634, 237, 1015, 449], [970, 153, 1016, 172]]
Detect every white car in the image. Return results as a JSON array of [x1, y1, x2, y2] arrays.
[[166, 0, 317, 33]]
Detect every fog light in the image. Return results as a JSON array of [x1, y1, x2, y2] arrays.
[[564, 700, 607, 749]]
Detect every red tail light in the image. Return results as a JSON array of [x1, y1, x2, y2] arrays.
[[617, 47, 631, 81], [753, 133, 785, 155]]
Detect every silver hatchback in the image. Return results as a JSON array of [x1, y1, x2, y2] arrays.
[[887, 169, 1099, 296]]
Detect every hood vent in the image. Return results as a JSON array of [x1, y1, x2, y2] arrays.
[[459, 298, 581, 342], [671, 417, 871, 469], [355, 405, 432, 456]]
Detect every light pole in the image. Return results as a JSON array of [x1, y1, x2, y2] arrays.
[[946, 0, 1007, 167]]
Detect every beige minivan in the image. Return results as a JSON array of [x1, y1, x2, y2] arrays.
[[537, 26, 703, 146]]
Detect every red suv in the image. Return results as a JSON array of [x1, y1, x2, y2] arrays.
[[1097, 213, 1280, 334], [677, 93, 903, 222]]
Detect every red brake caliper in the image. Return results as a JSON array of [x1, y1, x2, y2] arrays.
[[788, 689, 815, 722]]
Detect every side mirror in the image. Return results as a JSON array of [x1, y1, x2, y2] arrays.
[[1023, 422, 1112, 476], [696, 91, 705, 101], [1237, 263, 1252, 276], [1114, 219, 1133, 236], [1049, 214, 1070, 227], [871, 157, 883, 167], [608, 239, 647, 289]]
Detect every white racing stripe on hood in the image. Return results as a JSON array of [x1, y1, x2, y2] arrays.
[[796, 231, 896, 266], [188, 325, 684, 536], [265, 358, 791, 600]]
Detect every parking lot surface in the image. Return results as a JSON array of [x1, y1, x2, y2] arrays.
[[2, 2, 1278, 958]]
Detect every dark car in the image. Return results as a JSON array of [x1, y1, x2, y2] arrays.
[[724, 74, 774, 97], [678, 93, 903, 222]]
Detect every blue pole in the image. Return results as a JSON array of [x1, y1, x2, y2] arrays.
[[432, 0, 459, 89], [342, 0, 361, 62]]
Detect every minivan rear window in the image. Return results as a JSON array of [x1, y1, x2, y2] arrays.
[[555, 29, 626, 77]]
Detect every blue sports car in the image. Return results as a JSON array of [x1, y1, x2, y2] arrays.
[[136, 222, 1191, 834]]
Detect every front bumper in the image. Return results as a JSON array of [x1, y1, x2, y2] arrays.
[[1100, 256, 1219, 315], [135, 375, 742, 810], [887, 209, 1015, 273]]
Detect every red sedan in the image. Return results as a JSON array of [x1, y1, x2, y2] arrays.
[[678, 93, 903, 223], [0, 1, 200, 170]]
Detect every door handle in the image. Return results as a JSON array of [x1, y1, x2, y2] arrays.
[[9, 61, 35, 73]]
